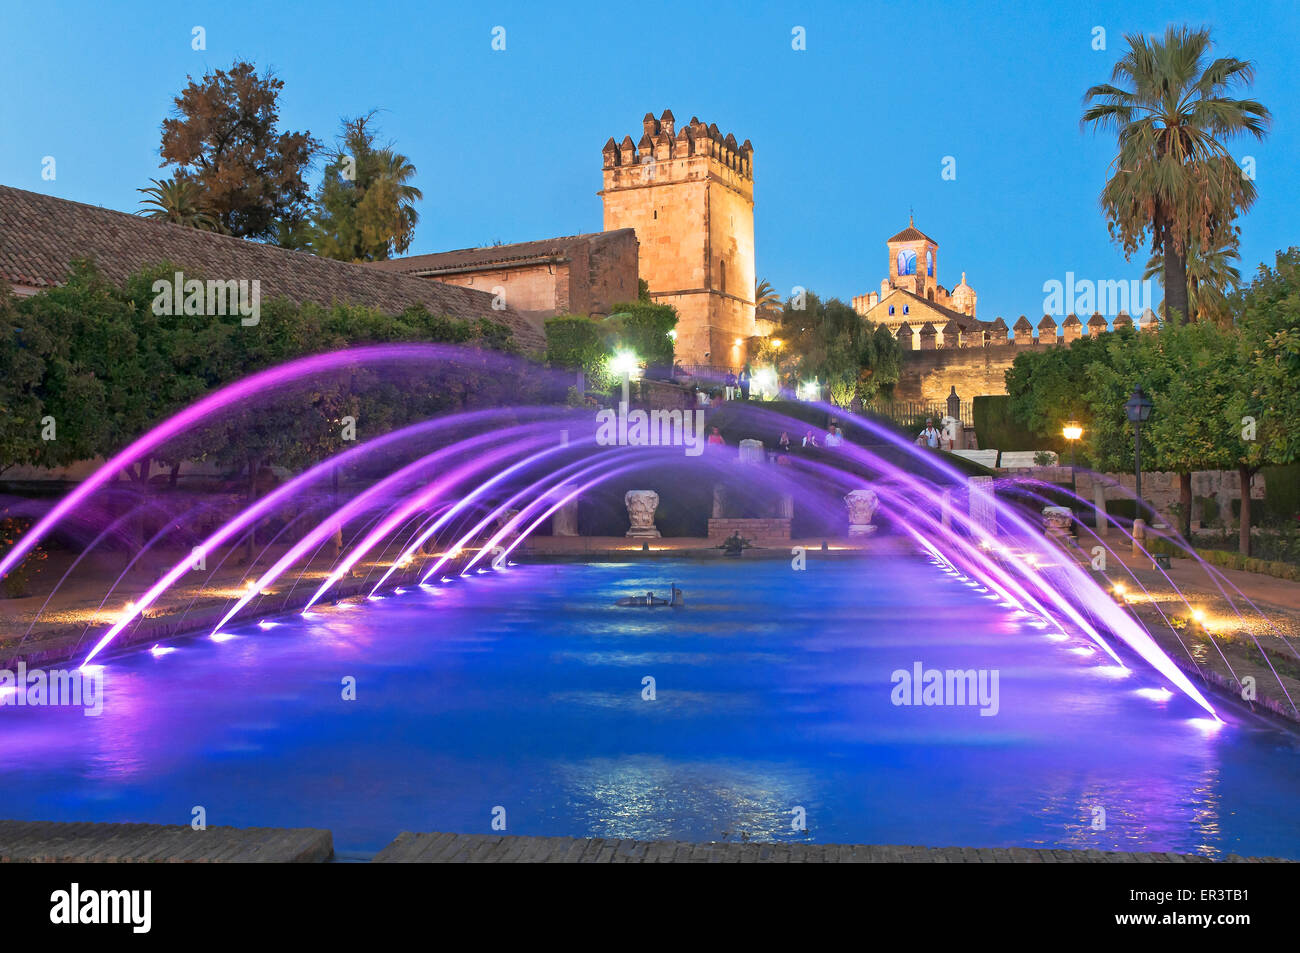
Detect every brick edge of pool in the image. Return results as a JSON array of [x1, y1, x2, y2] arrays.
[[0, 822, 1289, 863]]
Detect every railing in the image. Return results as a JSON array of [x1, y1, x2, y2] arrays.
[[865, 399, 973, 427]]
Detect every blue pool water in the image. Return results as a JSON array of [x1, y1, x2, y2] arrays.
[[1, 557, 1298, 858]]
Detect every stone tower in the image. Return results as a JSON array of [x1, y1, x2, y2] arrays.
[[886, 216, 939, 301], [600, 109, 755, 368]]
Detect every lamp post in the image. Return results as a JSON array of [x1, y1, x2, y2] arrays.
[[1124, 386, 1153, 554], [1062, 420, 1082, 498], [610, 350, 640, 408]]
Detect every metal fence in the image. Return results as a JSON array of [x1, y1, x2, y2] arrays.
[[865, 399, 974, 428]]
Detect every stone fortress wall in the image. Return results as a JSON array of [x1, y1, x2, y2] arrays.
[[895, 311, 1158, 401]]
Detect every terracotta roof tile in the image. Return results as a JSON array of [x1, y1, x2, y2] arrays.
[[0, 184, 544, 351], [365, 230, 635, 276]]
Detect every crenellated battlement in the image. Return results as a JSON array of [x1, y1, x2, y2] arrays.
[[891, 310, 1159, 351], [602, 109, 754, 180]]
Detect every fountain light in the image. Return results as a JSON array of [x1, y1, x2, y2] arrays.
[[257, 620, 280, 630], [1136, 687, 1173, 702], [1192, 608, 1206, 625], [210, 632, 236, 643], [150, 645, 176, 657]]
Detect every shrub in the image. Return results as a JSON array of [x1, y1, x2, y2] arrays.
[[973, 395, 1041, 452], [0, 516, 47, 598]]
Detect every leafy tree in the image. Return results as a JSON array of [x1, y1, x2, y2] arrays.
[[136, 177, 223, 232], [159, 60, 319, 242], [1082, 25, 1269, 324], [1141, 322, 1240, 538], [763, 292, 898, 406], [1227, 249, 1300, 554], [1006, 334, 1120, 458], [0, 283, 46, 475], [311, 114, 423, 261]]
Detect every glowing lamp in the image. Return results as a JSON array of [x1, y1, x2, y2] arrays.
[[1062, 422, 1083, 442], [609, 350, 640, 379]]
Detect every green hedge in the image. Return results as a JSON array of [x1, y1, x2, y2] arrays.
[[1263, 463, 1300, 521], [544, 315, 609, 389], [972, 395, 1041, 452], [603, 301, 677, 372], [1148, 537, 1300, 582]]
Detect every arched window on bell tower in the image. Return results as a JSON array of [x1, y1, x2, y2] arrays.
[[898, 249, 917, 276], [926, 250, 934, 277]]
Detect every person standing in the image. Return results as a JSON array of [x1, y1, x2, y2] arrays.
[[918, 418, 942, 449], [724, 369, 737, 400], [738, 364, 751, 401]]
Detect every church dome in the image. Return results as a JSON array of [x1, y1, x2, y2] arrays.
[[950, 271, 976, 316]]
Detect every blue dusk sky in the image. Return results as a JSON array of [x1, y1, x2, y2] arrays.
[[2, 0, 1296, 322]]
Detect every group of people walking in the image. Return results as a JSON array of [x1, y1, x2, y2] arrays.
[[723, 366, 751, 401]]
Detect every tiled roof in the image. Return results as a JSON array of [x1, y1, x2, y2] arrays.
[[366, 229, 636, 276], [0, 184, 545, 351], [889, 289, 984, 331], [887, 224, 937, 245]]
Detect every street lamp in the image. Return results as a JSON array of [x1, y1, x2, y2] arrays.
[[1124, 385, 1153, 526], [610, 350, 640, 407], [1061, 420, 1082, 498]]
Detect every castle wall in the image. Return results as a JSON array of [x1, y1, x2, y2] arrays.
[[437, 263, 571, 314], [895, 346, 1023, 401], [419, 230, 638, 319]]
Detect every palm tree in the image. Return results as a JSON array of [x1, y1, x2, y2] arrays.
[[136, 177, 222, 231], [754, 279, 781, 322], [314, 114, 424, 260], [1082, 25, 1269, 325], [374, 149, 422, 255], [1143, 232, 1242, 325]]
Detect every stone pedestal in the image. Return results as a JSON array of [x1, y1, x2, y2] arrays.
[[1042, 505, 1072, 540], [711, 484, 727, 519], [969, 476, 996, 537], [844, 488, 879, 537], [552, 484, 579, 536], [738, 439, 765, 464], [1092, 482, 1108, 536], [1132, 518, 1146, 557], [625, 490, 662, 538]]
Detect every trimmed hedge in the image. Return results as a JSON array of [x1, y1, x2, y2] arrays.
[[972, 395, 1040, 452], [544, 315, 605, 371], [1148, 537, 1300, 582]]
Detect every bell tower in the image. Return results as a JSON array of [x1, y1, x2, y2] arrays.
[[600, 109, 755, 368], [886, 215, 939, 301]]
